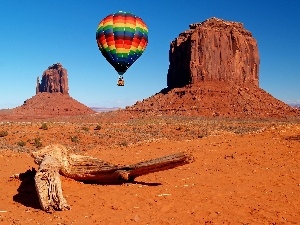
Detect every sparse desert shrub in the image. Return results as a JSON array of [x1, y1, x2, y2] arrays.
[[197, 128, 208, 138], [40, 123, 48, 130], [82, 126, 89, 132], [95, 125, 101, 130], [0, 130, 8, 137], [34, 137, 42, 148], [70, 136, 79, 143], [175, 126, 182, 131], [17, 141, 26, 147], [285, 135, 300, 141], [119, 141, 128, 147]]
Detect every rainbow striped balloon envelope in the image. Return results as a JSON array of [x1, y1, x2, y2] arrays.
[[96, 11, 148, 75]]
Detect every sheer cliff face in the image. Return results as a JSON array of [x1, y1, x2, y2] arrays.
[[167, 17, 259, 88], [37, 63, 69, 94]]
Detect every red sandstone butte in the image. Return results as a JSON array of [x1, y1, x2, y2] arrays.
[[7, 63, 95, 120], [36, 63, 69, 94], [167, 17, 259, 88], [126, 18, 299, 119]]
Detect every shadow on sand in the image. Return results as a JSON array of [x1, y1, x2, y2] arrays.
[[13, 168, 41, 210]]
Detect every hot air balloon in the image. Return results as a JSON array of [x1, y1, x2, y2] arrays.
[[96, 11, 148, 86]]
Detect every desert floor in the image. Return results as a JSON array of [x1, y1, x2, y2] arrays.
[[0, 115, 299, 224]]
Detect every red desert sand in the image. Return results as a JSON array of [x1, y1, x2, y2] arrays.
[[0, 114, 299, 224]]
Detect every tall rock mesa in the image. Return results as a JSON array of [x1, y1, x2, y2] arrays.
[[36, 63, 69, 94], [167, 17, 259, 88]]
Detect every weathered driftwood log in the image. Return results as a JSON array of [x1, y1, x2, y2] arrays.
[[34, 155, 70, 212], [62, 151, 193, 183], [31, 144, 194, 212]]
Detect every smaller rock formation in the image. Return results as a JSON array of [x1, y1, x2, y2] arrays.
[[6, 63, 95, 119], [36, 63, 69, 94]]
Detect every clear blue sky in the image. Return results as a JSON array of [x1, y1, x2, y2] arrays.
[[0, 0, 299, 108]]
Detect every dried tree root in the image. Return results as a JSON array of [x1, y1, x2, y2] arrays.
[[31, 144, 194, 211]]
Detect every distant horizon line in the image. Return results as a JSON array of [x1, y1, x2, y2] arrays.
[[1, 100, 300, 111]]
